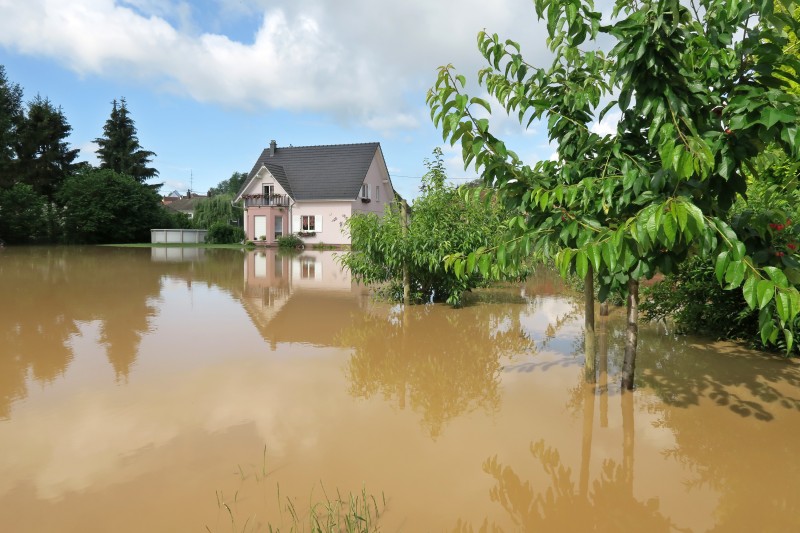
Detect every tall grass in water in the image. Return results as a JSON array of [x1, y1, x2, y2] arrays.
[[207, 447, 385, 533]]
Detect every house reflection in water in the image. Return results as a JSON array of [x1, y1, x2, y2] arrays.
[[242, 249, 369, 348]]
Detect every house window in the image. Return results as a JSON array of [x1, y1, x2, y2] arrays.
[[301, 215, 316, 232], [375, 185, 380, 201], [274, 216, 283, 239], [360, 183, 370, 199], [263, 184, 274, 197]]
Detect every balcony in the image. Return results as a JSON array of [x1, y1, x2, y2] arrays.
[[242, 194, 292, 208]]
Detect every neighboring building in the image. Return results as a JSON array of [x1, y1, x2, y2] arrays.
[[234, 140, 395, 246], [161, 190, 182, 205], [163, 190, 208, 220], [164, 196, 205, 220]]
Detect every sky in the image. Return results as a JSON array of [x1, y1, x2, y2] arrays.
[[0, 0, 603, 201]]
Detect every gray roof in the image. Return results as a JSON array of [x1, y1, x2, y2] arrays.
[[238, 142, 381, 201], [165, 197, 204, 213]]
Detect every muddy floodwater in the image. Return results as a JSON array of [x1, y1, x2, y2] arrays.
[[2, 246, 800, 532]]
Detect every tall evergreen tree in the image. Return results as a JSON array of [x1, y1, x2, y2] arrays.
[[0, 65, 24, 189], [14, 95, 79, 202], [94, 98, 158, 183]]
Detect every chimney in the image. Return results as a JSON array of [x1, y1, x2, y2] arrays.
[[269, 139, 276, 157]]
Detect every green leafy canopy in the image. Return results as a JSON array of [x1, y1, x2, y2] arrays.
[[428, 0, 800, 353]]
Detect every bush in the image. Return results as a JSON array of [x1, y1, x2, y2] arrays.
[[277, 234, 304, 249], [206, 222, 245, 244]]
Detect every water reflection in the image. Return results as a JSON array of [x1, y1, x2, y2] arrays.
[[2, 247, 800, 531], [341, 303, 529, 438]]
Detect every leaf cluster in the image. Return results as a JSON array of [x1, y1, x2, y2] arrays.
[[340, 155, 522, 306], [427, 0, 800, 352]]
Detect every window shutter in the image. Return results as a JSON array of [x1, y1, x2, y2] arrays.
[[292, 215, 300, 233], [315, 215, 323, 232]]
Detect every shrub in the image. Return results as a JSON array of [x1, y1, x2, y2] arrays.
[[277, 234, 304, 249], [206, 222, 245, 244]]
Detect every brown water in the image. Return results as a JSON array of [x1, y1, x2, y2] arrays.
[[1, 246, 799, 532]]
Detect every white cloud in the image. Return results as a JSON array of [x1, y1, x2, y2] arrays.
[[591, 111, 621, 136], [0, 0, 551, 131]]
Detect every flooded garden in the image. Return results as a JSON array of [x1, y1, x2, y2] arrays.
[[1, 246, 799, 532]]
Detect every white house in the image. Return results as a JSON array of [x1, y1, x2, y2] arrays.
[[234, 140, 395, 246]]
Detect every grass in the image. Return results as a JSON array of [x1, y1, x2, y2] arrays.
[[208, 447, 385, 533]]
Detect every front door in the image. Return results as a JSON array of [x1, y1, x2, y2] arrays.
[[254, 216, 267, 241]]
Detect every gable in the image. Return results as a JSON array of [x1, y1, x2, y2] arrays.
[[239, 165, 292, 199]]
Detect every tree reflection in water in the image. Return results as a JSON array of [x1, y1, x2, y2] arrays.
[[634, 330, 800, 532], [0, 247, 248, 418], [341, 293, 535, 438], [453, 392, 673, 532]]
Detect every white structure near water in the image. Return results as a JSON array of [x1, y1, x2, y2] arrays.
[[150, 229, 208, 244]]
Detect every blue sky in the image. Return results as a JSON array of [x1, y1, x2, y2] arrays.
[[0, 0, 592, 201]]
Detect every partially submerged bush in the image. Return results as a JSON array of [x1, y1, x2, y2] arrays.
[[205, 222, 245, 244], [277, 234, 304, 249]]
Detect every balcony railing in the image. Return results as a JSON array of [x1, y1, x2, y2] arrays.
[[243, 194, 292, 208]]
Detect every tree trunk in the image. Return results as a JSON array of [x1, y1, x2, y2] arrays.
[[621, 279, 639, 391], [584, 265, 596, 384], [599, 300, 609, 316], [401, 200, 410, 306]]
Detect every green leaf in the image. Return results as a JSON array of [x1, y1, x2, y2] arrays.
[[674, 203, 688, 232], [478, 254, 491, 277], [662, 210, 677, 247], [757, 279, 775, 310], [715, 251, 730, 284], [466, 252, 477, 274], [470, 96, 492, 114], [790, 288, 800, 321], [724, 260, 745, 288], [763, 266, 789, 288], [742, 276, 758, 309], [575, 250, 588, 280], [588, 245, 602, 272], [602, 240, 617, 271], [784, 329, 794, 354], [776, 290, 791, 323]]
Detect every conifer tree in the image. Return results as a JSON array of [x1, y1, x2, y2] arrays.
[[94, 98, 158, 183], [0, 65, 23, 189], [14, 95, 79, 202]]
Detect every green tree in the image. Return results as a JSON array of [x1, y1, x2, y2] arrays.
[[0, 183, 46, 244], [429, 0, 800, 388], [193, 194, 242, 229], [208, 171, 248, 197], [0, 65, 23, 189], [14, 95, 79, 202], [341, 148, 523, 306], [58, 168, 166, 244], [94, 98, 158, 183]]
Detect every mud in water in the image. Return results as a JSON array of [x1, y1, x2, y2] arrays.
[[1, 246, 799, 532]]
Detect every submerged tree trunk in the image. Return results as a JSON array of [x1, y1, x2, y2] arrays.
[[584, 265, 596, 384], [621, 279, 639, 391], [598, 313, 609, 428], [621, 387, 635, 497], [401, 200, 410, 306], [579, 381, 596, 498], [599, 300, 609, 316]]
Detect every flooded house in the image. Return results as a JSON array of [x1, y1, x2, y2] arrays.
[[234, 140, 395, 246]]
